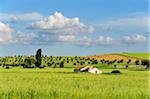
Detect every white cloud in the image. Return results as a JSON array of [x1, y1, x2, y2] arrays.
[[15, 31, 37, 44], [0, 12, 46, 22], [0, 12, 147, 47], [95, 36, 116, 45], [74, 36, 92, 46], [28, 12, 94, 34], [58, 35, 75, 42], [122, 34, 146, 43], [0, 22, 13, 42]]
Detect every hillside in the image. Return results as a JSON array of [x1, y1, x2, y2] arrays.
[[120, 53, 150, 59], [85, 52, 150, 62]]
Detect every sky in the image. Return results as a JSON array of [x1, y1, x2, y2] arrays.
[[0, 0, 149, 56]]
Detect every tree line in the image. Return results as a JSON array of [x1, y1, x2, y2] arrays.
[[0, 49, 149, 69]]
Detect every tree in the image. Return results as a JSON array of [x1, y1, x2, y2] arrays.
[[141, 59, 150, 69], [60, 62, 64, 68], [114, 65, 117, 68], [47, 62, 52, 67], [73, 63, 76, 65], [127, 59, 131, 64], [125, 65, 128, 69], [35, 49, 42, 67], [23, 57, 36, 68], [135, 60, 140, 65]]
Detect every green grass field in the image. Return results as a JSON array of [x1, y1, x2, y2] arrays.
[[121, 52, 150, 59], [0, 67, 149, 99], [0, 53, 149, 99]]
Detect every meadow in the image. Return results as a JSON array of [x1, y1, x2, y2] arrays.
[[0, 67, 149, 99], [121, 52, 150, 59], [0, 52, 149, 99]]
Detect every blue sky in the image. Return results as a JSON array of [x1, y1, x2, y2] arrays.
[[0, 0, 149, 56]]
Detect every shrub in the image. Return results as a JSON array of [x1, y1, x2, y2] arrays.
[[73, 63, 76, 65], [125, 65, 128, 69], [111, 70, 121, 74], [127, 59, 131, 64], [114, 65, 117, 68], [80, 62, 83, 65], [118, 59, 123, 63], [141, 59, 149, 66], [141, 59, 150, 69], [5, 66, 10, 69], [23, 58, 36, 68], [47, 62, 52, 67], [135, 60, 140, 65]]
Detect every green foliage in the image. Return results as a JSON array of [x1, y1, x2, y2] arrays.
[[35, 49, 42, 67], [135, 60, 140, 65], [24, 57, 36, 68], [59, 62, 64, 68], [0, 52, 149, 69]]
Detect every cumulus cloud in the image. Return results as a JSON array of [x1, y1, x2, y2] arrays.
[[0, 12, 147, 47], [95, 36, 116, 45], [15, 31, 37, 44], [58, 35, 75, 42], [28, 12, 94, 34], [14, 31, 61, 45], [71, 36, 116, 46], [0, 22, 13, 42], [74, 36, 92, 46], [122, 34, 146, 43]]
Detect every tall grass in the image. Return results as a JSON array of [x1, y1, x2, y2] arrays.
[[0, 68, 149, 99]]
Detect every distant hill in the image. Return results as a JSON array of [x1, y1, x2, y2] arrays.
[[85, 52, 149, 62], [120, 52, 150, 59]]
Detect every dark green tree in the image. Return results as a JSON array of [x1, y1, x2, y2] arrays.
[[135, 60, 140, 65], [35, 49, 42, 67], [60, 62, 64, 68]]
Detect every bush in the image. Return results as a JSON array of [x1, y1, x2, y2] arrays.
[[80, 62, 83, 65], [125, 65, 128, 69], [73, 63, 76, 65], [5, 66, 10, 69], [141, 59, 150, 69], [47, 62, 52, 67], [111, 70, 121, 74], [114, 65, 117, 68], [141, 59, 149, 66], [127, 59, 131, 64], [23, 58, 36, 68], [135, 60, 140, 65]]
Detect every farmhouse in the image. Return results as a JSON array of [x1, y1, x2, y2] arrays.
[[74, 66, 102, 74]]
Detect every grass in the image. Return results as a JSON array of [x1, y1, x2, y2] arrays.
[[121, 52, 150, 59], [0, 67, 149, 99]]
